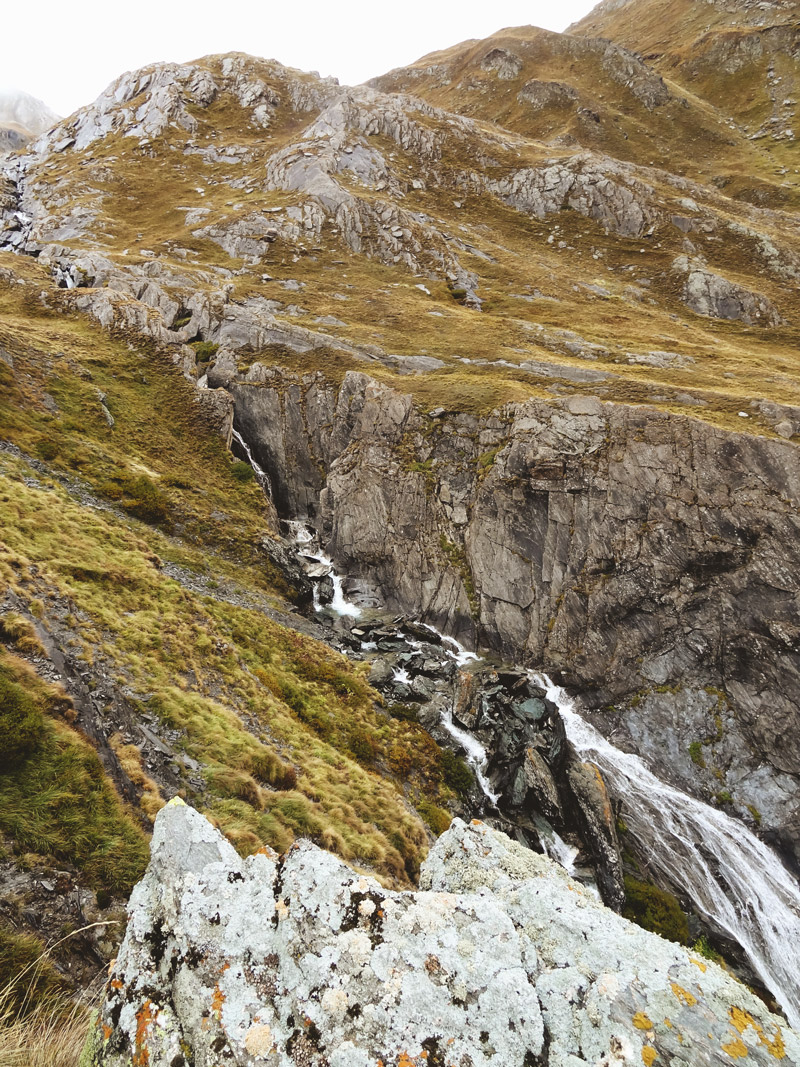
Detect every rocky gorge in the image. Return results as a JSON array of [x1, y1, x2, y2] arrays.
[[229, 365, 800, 878]]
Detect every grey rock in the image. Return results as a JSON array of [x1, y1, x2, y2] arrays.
[[675, 256, 782, 326], [90, 802, 800, 1067], [518, 80, 579, 110], [480, 48, 524, 80]]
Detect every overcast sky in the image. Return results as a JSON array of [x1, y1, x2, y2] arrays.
[[2, 0, 598, 118]]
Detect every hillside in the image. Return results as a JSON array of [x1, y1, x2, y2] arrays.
[[1, 0, 800, 1055]]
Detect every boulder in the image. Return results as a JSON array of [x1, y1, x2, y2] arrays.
[[88, 801, 800, 1066]]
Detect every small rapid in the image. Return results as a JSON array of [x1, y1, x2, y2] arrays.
[[534, 673, 800, 1031], [286, 521, 362, 618]]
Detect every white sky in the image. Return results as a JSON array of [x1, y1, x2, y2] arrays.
[[2, 0, 598, 118]]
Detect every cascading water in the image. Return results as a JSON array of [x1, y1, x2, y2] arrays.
[[231, 428, 273, 497], [533, 672, 800, 1031], [286, 521, 362, 618]]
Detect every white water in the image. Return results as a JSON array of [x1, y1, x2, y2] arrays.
[[533, 673, 800, 1031], [393, 667, 411, 684], [231, 428, 272, 497], [540, 823, 580, 875], [422, 623, 480, 666], [440, 708, 500, 806], [286, 521, 362, 619]]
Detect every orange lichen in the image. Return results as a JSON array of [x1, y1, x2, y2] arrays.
[[633, 1012, 654, 1030], [211, 983, 225, 1016], [721, 1037, 749, 1059], [642, 1046, 658, 1066], [670, 983, 698, 1007], [728, 1006, 786, 1059], [663, 1019, 673, 1029], [133, 1000, 154, 1067], [102, 1023, 113, 1042], [397, 1053, 418, 1067], [690, 958, 707, 972]]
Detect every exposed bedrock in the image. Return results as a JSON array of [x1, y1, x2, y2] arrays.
[[227, 366, 800, 869]]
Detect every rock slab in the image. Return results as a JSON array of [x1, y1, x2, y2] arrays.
[[88, 800, 799, 1066]]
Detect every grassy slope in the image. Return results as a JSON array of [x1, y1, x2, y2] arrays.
[[0, 259, 468, 919]]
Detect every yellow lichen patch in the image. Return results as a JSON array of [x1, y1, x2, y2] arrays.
[[670, 983, 698, 1007], [691, 957, 708, 972], [729, 1006, 786, 1060], [633, 1012, 654, 1030], [663, 1019, 673, 1029], [642, 1046, 658, 1066], [397, 1054, 418, 1067], [721, 1037, 749, 1059]]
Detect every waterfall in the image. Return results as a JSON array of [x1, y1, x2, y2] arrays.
[[281, 517, 800, 1026], [231, 428, 272, 497], [533, 673, 800, 1031], [439, 707, 500, 806], [286, 521, 362, 619]]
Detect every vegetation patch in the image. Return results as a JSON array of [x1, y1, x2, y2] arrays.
[[623, 873, 690, 945]]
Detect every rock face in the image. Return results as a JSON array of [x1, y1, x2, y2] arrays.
[[88, 800, 799, 1067]]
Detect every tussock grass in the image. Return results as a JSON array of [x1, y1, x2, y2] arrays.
[[0, 925, 111, 1067], [0, 407, 440, 887], [0, 650, 150, 893]]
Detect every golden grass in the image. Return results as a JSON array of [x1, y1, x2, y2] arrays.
[[0, 925, 109, 1067]]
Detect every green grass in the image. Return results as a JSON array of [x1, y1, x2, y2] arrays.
[[0, 267, 465, 891], [0, 651, 149, 893], [623, 873, 690, 945]]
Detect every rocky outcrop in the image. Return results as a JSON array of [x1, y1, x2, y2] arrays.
[[674, 255, 783, 326], [487, 153, 657, 237], [87, 800, 799, 1066], [518, 80, 580, 110], [229, 367, 800, 869], [480, 48, 524, 80]]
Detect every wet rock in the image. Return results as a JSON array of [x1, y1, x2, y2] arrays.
[[258, 535, 313, 608], [564, 754, 625, 911], [90, 802, 800, 1067], [367, 658, 394, 688]]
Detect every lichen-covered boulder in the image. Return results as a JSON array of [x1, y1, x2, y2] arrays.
[[89, 800, 799, 1066]]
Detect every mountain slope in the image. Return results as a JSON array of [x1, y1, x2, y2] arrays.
[[571, 0, 800, 183]]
